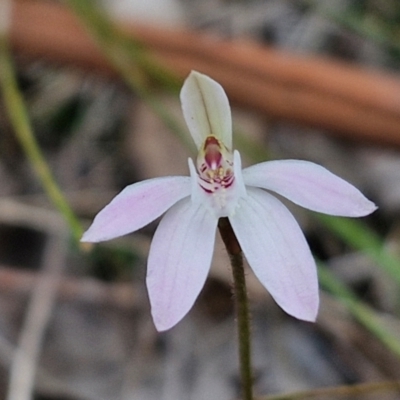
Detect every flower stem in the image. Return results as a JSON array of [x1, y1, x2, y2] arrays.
[[218, 217, 254, 400]]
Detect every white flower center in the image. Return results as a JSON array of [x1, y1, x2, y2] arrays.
[[192, 136, 244, 218]]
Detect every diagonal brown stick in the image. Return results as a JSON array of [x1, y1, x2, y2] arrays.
[[10, 0, 400, 147]]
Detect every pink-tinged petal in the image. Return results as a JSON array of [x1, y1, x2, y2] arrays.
[[229, 188, 319, 322], [180, 71, 232, 150], [81, 176, 191, 242], [242, 160, 377, 217], [147, 198, 218, 331]]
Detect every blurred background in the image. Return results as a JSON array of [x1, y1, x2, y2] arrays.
[[1, 0, 400, 399]]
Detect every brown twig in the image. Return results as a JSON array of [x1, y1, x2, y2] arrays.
[[10, 0, 400, 147], [6, 229, 67, 400], [256, 380, 400, 400], [0, 266, 140, 310]]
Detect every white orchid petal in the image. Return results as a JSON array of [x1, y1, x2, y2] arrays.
[[81, 176, 191, 242], [243, 160, 377, 217], [147, 199, 218, 331], [180, 71, 232, 149], [229, 188, 319, 322]]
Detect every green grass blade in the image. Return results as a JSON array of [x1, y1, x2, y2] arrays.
[[0, 36, 83, 243], [318, 214, 400, 286]]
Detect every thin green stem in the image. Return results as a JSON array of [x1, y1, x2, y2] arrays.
[[219, 218, 254, 400], [317, 214, 400, 285], [318, 262, 400, 358], [65, 0, 180, 92], [0, 35, 83, 243], [65, 0, 196, 154]]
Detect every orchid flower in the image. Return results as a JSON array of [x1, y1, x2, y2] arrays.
[[82, 71, 376, 331]]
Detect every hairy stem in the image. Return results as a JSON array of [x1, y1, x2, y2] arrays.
[[219, 217, 254, 400]]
